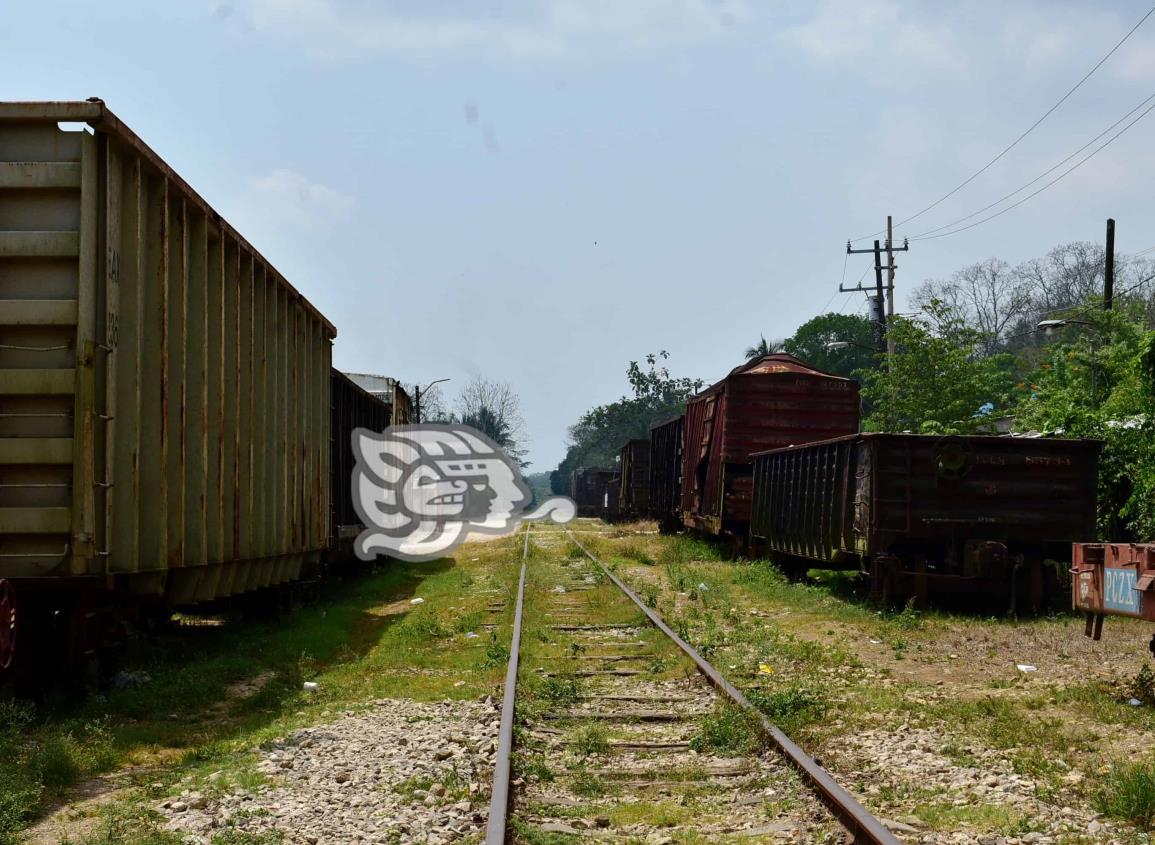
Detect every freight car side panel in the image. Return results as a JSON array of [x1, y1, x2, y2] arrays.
[[0, 102, 335, 604], [618, 439, 650, 516], [751, 433, 1101, 571], [330, 369, 390, 545], [648, 415, 683, 524], [865, 436, 1101, 552]]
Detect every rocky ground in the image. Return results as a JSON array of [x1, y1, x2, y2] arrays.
[[824, 727, 1125, 845], [156, 698, 500, 845]]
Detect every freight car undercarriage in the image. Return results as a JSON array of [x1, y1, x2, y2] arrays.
[[757, 536, 1068, 613], [0, 549, 327, 689]]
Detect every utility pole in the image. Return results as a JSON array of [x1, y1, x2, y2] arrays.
[[1104, 218, 1115, 310], [884, 215, 910, 355], [845, 239, 886, 354], [843, 217, 909, 358]]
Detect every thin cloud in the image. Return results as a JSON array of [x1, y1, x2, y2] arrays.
[[241, 0, 749, 59], [781, 0, 969, 77], [249, 168, 356, 227]]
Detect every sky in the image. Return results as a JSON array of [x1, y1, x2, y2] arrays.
[[4, 0, 1155, 471]]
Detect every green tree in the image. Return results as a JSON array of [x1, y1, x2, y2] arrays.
[[743, 335, 784, 360], [551, 352, 702, 494], [860, 302, 1018, 434], [1014, 305, 1155, 539], [782, 313, 880, 378]]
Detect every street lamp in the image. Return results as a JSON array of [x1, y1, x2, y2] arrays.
[[414, 378, 450, 423], [1036, 319, 1098, 404], [1037, 318, 1091, 335], [825, 340, 875, 352]]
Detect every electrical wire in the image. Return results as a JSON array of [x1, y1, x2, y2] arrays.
[[908, 89, 1155, 239], [910, 98, 1155, 241], [817, 252, 852, 314], [849, 3, 1155, 243]]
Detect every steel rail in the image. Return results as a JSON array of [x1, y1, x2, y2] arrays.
[[484, 525, 531, 845], [567, 531, 903, 845]]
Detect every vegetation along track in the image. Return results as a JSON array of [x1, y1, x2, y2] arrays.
[[485, 522, 901, 844]]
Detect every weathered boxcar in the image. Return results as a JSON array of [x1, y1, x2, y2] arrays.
[[603, 476, 622, 522], [681, 354, 859, 537], [1071, 543, 1155, 653], [750, 433, 1102, 609], [648, 414, 684, 534], [344, 372, 413, 426], [330, 370, 392, 559], [0, 100, 335, 674], [570, 468, 615, 518], [617, 439, 650, 520]]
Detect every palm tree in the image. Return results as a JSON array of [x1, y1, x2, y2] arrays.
[[744, 335, 784, 360]]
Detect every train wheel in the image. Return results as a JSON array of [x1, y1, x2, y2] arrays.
[[0, 579, 14, 671]]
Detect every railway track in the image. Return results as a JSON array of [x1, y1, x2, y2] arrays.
[[485, 522, 901, 844]]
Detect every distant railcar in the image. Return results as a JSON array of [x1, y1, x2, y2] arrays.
[[681, 354, 859, 538], [604, 476, 622, 522], [648, 414, 684, 534], [570, 468, 616, 518], [750, 433, 1102, 609], [617, 439, 650, 520], [329, 370, 392, 561]]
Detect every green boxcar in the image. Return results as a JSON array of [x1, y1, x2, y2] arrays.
[[0, 100, 336, 674]]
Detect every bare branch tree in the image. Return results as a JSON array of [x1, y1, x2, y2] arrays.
[[911, 258, 1032, 352], [455, 375, 529, 463]]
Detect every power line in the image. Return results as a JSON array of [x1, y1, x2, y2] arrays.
[[909, 89, 1155, 239], [850, 3, 1155, 242], [910, 98, 1155, 241]]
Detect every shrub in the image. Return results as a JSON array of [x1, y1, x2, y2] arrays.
[[690, 706, 761, 755]]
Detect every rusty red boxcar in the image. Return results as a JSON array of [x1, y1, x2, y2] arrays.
[[1072, 543, 1155, 653], [648, 414, 684, 534], [681, 354, 859, 538], [751, 433, 1102, 609]]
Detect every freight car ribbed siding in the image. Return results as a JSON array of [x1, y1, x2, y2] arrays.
[[648, 415, 683, 530], [604, 476, 622, 522], [0, 101, 335, 606], [618, 439, 650, 518], [751, 433, 1101, 604], [330, 370, 390, 551], [681, 355, 859, 535]]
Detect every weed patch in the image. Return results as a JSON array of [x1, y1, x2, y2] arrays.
[[571, 724, 609, 757], [747, 687, 828, 736], [690, 706, 762, 755], [536, 677, 579, 706]]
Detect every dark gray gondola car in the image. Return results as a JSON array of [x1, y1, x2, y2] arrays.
[[750, 433, 1102, 610]]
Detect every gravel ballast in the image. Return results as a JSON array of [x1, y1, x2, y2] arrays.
[[158, 697, 500, 845]]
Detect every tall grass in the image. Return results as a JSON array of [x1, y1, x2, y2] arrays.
[[1096, 759, 1155, 830]]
